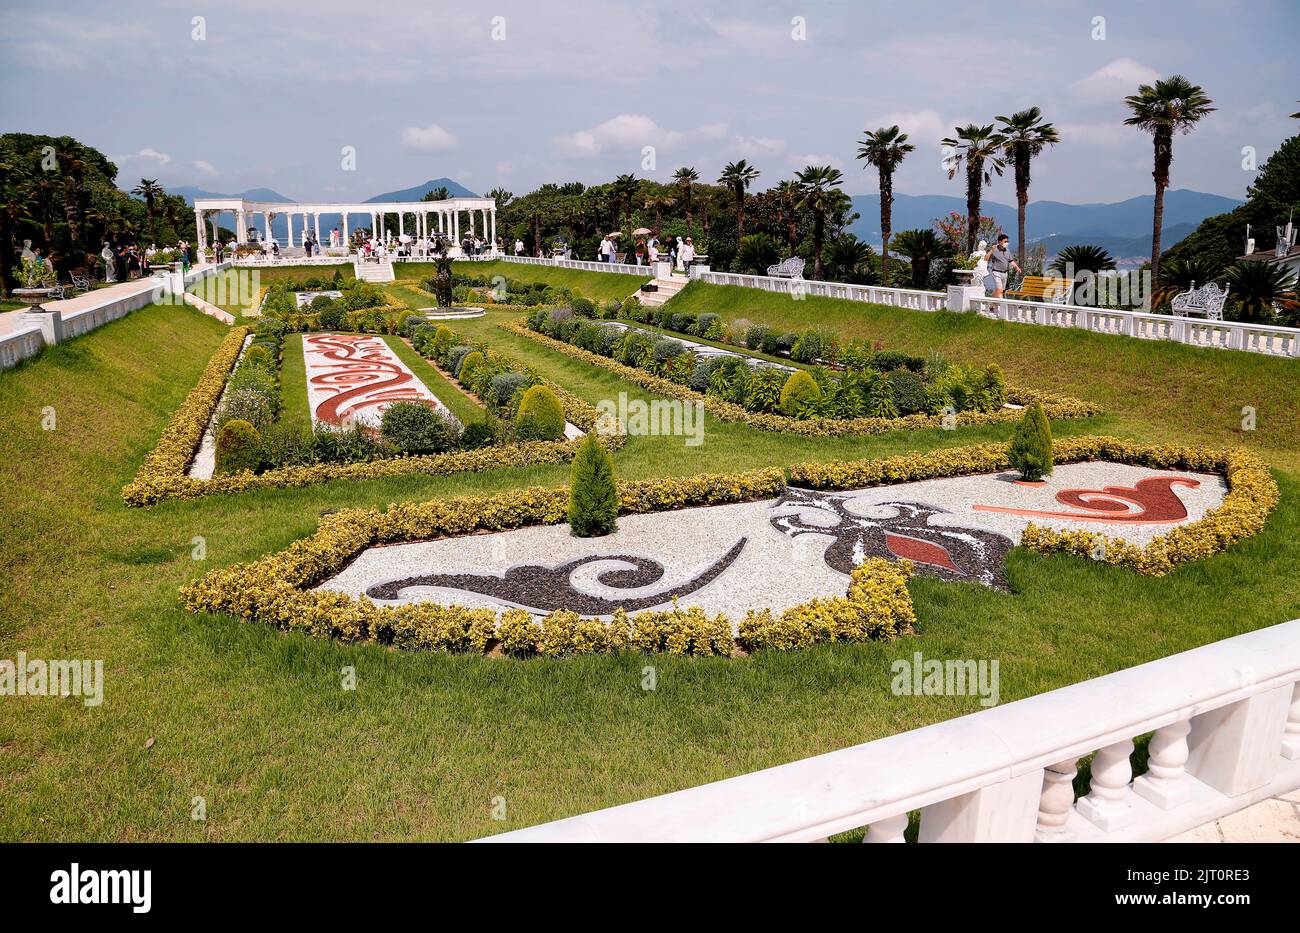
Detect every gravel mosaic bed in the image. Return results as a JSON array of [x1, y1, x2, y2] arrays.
[[603, 321, 796, 371], [318, 461, 1226, 618], [304, 332, 453, 428]]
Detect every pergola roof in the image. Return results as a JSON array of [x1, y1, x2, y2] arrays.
[[193, 196, 496, 213]]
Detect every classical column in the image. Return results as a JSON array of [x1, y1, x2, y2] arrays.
[[453, 210, 460, 242], [236, 210, 247, 244], [490, 208, 496, 251], [314, 212, 321, 244], [342, 212, 349, 245], [194, 209, 206, 253], [399, 212, 405, 238], [286, 212, 294, 248], [263, 212, 272, 245]]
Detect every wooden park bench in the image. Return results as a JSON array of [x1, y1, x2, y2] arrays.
[[1006, 275, 1072, 303], [766, 257, 805, 279], [1170, 281, 1229, 321]]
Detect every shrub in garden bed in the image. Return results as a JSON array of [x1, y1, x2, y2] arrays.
[[516, 385, 567, 441], [380, 401, 462, 455], [568, 434, 618, 537], [215, 419, 262, 474]]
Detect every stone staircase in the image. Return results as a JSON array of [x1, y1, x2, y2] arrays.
[[354, 258, 394, 283], [636, 276, 689, 307]]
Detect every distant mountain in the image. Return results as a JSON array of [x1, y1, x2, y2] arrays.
[[366, 178, 478, 201], [848, 189, 1241, 261], [171, 186, 293, 204]]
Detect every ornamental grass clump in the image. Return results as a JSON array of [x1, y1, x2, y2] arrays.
[[568, 434, 618, 537], [1009, 401, 1053, 481]]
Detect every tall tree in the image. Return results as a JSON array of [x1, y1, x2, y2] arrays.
[[421, 185, 451, 202], [940, 124, 1006, 254], [795, 164, 844, 279], [131, 178, 163, 241], [1123, 75, 1215, 282], [611, 173, 638, 230], [718, 159, 760, 241], [856, 125, 915, 286], [672, 166, 699, 233], [485, 187, 513, 207], [775, 179, 800, 252], [996, 107, 1059, 266]]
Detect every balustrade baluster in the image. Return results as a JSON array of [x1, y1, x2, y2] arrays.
[[1281, 682, 1300, 760], [1077, 738, 1137, 830], [1133, 719, 1192, 808], [863, 811, 908, 843], [1035, 758, 1079, 842]]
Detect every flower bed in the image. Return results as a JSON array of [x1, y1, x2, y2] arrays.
[[178, 437, 1274, 657], [504, 318, 1100, 436], [122, 321, 621, 507]]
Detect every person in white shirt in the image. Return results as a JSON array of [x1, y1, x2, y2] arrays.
[[600, 235, 615, 263], [680, 237, 696, 271]]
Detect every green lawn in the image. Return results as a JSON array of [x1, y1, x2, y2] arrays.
[[1, 270, 1297, 842], [278, 333, 311, 432]]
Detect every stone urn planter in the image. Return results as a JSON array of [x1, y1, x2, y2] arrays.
[[952, 268, 981, 286], [13, 286, 59, 309]]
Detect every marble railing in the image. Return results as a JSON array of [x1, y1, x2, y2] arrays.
[[481, 618, 1300, 842], [693, 269, 949, 311]]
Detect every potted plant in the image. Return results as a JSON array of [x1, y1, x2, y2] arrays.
[[14, 257, 59, 308]]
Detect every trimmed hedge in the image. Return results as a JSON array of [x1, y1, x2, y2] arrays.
[[504, 319, 1100, 437]]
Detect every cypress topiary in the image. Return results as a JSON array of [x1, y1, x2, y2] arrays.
[[779, 369, 822, 416], [1009, 401, 1053, 481], [515, 385, 566, 440], [568, 434, 618, 537], [215, 419, 262, 474]]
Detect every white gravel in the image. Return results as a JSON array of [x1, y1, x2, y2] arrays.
[[187, 334, 254, 480], [318, 461, 1227, 620]]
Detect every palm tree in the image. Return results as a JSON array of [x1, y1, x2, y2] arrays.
[[1153, 254, 1224, 308], [643, 192, 673, 233], [611, 174, 638, 231], [856, 125, 915, 286], [775, 179, 800, 251], [940, 125, 1006, 254], [736, 233, 780, 275], [996, 108, 1059, 266], [824, 234, 877, 285], [718, 159, 760, 241], [672, 167, 700, 232], [1049, 244, 1116, 304], [1224, 261, 1298, 323], [1123, 75, 1216, 283], [131, 178, 163, 241], [890, 228, 948, 289], [794, 164, 844, 279]]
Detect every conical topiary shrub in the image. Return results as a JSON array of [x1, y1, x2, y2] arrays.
[[568, 434, 618, 537], [1008, 401, 1053, 481], [779, 369, 821, 417], [215, 418, 262, 475]]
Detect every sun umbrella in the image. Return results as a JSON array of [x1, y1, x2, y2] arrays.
[[606, 231, 622, 238], [632, 227, 653, 236]]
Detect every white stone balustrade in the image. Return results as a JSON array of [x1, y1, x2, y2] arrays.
[[479, 618, 1300, 843]]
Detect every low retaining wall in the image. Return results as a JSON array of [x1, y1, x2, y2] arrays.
[[1, 263, 233, 371]]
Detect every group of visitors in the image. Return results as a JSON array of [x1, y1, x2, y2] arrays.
[[596, 232, 696, 270], [93, 239, 190, 283]]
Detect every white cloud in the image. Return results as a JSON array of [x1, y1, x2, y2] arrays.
[[401, 124, 458, 151], [787, 153, 844, 171], [1072, 58, 1161, 105], [495, 161, 515, 176], [113, 148, 172, 171], [552, 114, 731, 158], [191, 159, 217, 176], [731, 135, 785, 158]]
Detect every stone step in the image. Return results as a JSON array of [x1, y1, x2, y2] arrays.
[[354, 260, 395, 283], [636, 277, 688, 306]]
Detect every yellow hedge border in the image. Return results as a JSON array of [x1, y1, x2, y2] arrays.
[[502, 319, 1102, 436], [179, 436, 1274, 658], [122, 328, 622, 507], [789, 435, 1278, 577]]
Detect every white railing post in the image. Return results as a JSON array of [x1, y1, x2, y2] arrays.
[[1187, 684, 1293, 795], [918, 770, 1042, 842], [1283, 683, 1300, 759], [1034, 758, 1080, 842], [1133, 719, 1192, 809], [1076, 738, 1138, 830], [863, 811, 908, 843]]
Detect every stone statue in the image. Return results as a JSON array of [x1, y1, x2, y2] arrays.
[[21, 239, 36, 263], [970, 239, 989, 290], [101, 243, 116, 282]]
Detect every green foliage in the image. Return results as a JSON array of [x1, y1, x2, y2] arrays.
[[779, 369, 822, 417], [886, 368, 927, 415], [515, 385, 566, 441], [567, 434, 618, 537], [791, 326, 839, 364], [380, 401, 461, 455], [214, 419, 261, 475], [1009, 401, 1053, 481], [316, 300, 345, 330], [456, 349, 484, 381]]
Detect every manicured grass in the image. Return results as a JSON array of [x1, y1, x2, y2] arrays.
[[666, 281, 1300, 471], [382, 334, 485, 425], [278, 333, 311, 432], [1, 269, 1296, 843], [424, 259, 652, 302]]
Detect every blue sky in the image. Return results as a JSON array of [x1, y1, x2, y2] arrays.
[[1, 0, 1296, 204]]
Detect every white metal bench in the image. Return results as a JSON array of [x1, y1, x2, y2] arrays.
[[767, 257, 805, 279], [1171, 281, 1229, 320]]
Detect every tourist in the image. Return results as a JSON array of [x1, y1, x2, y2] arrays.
[[634, 238, 645, 266], [984, 234, 1021, 299], [599, 235, 614, 263], [680, 237, 696, 272], [514, 238, 524, 256], [271, 240, 280, 259], [648, 239, 659, 264]]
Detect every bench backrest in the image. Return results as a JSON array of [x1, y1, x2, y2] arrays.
[[1009, 275, 1072, 297], [1171, 281, 1229, 314], [767, 257, 805, 278]]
